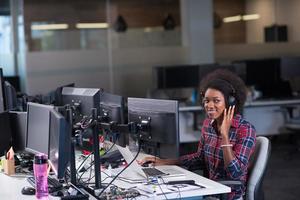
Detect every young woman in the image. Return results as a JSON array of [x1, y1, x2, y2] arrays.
[[140, 69, 256, 200]]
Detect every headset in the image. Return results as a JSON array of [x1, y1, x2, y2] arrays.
[[201, 79, 236, 108]]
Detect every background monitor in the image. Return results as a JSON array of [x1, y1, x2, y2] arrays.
[[100, 91, 127, 147], [4, 81, 18, 111], [233, 58, 292, 98], [155, 64, 236, 89], [127, 97, 180, 159], [155, 65, 200, 89], [25, 102, 54, 155], [0, 111, 12, 157], [0, 68, 5, 112], [62, 87, 100, 123], [9, 111, 27, 152], [49, 108, 71, 180], [53, 83, 75, 106], [3, 76, 21, 92]]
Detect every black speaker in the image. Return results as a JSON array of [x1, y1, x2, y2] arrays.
[[264, 25, 288, 42]]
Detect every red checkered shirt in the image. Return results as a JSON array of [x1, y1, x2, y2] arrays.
[[180, 114, 256, 200]]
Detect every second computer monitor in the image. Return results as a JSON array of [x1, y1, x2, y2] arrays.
[[62, 87, 101, 123], [49, 108, 71, 180], [25, 102, 54, 155], [127, 97, 180, 159], [0, 68, 5, 112], [25, 102, 71, 179], [100, 91, 127, 147], [0, 111, 12, 157]]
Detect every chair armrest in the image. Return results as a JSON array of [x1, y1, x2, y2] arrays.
[[217, 180, 243, 187]]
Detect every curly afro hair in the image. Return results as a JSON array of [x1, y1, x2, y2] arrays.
[[199, 69, 247, 114]]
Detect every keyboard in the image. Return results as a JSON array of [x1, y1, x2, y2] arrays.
[[142, 168, 166, 177], [27, 176, 63, 192]]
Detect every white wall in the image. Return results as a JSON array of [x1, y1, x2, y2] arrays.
[[26, 50, 110, 95], [25, 47, 188, 97]]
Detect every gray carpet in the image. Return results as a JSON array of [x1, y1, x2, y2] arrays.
[[264, 135, 300, 200]]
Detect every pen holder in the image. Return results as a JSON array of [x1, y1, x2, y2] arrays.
[[2, 159, 15, 175]]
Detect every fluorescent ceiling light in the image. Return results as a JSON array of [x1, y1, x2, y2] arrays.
[[242, 14, 260, 21], [76, 23, 108, 29], [31, 24, 68, 30], [223, 15, 242, 23], [144, 27, 152, 32]]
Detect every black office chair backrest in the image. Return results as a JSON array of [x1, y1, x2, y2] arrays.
[[246, 136, 271, 200]]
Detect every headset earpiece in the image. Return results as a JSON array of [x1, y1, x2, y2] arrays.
[[228, 95, 236, 107]]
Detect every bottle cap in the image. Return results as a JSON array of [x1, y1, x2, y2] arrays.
[[34, 154, 48, 164]]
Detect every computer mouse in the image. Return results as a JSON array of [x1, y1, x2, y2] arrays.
[[51, 190, 64, 197], [21, 186, 36, 195], [142, 161, 154, 167]]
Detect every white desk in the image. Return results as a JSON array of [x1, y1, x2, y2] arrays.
[[0, 165, 230, 200], [101, 165, 230, 199]]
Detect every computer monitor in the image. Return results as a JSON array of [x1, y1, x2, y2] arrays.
[[3, 76, 21, 92], [0, 68, 5, 112], [4, 81, 18, 111], [62, 87, 100, 123], [0, 111, 12, 157], [53, 83, 75, 106], [100, 91, 127, 147], [25, 102, 54, 155], [9, 111, 27, 152], [127, 98, 180, 159], [49, 108, 71, 180], [155, 65, 200, 89]]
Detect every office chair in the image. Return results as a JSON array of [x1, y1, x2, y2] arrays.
[[278, 105, 300, 159], [218, 136, 271, 200]]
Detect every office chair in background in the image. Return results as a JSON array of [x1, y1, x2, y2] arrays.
[[218, 136, 271, 200], [278, 105, 300, 159]]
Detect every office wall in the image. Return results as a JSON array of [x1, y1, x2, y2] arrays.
[[25, 47, 188, 97], [214, 0, 246, 44], [246, 0, 300, 43], [215, 42, 300, 62]]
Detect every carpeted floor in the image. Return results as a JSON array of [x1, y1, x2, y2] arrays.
[[264, 134, 300, 200]]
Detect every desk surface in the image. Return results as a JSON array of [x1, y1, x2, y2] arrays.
[[0, 165, 230, 200]]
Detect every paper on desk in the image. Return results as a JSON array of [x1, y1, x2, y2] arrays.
[[136, 183, 201, 195]]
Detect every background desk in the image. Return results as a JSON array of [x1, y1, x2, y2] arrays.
[[179, 99, 300, 141], [0, 165, 230, 200]]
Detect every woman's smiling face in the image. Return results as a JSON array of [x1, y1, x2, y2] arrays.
[[203, 88, 226, 120]]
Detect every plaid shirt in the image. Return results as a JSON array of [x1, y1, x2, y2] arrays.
[[180, 114, 256, 200]]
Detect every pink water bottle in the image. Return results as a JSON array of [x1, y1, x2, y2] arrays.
[[34, 154, 49, 199]]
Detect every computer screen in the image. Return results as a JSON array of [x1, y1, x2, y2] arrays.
[[4, 81, 18, 111], [3, 76, 21, 92], [155, 64, 236, 90], [234, 58, 292, 98], [0, 68, 5, 112], [62, 87, 100, 123], [9, 111, 27, 152], [127, 98, 180, 159], [155, 65, 200, 89], [100, 91, 127, 147], [49, 108, 71, 180], [25, 102, 54, 155], [0, 111, 12, 157], [53, 83, 75, 106]]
